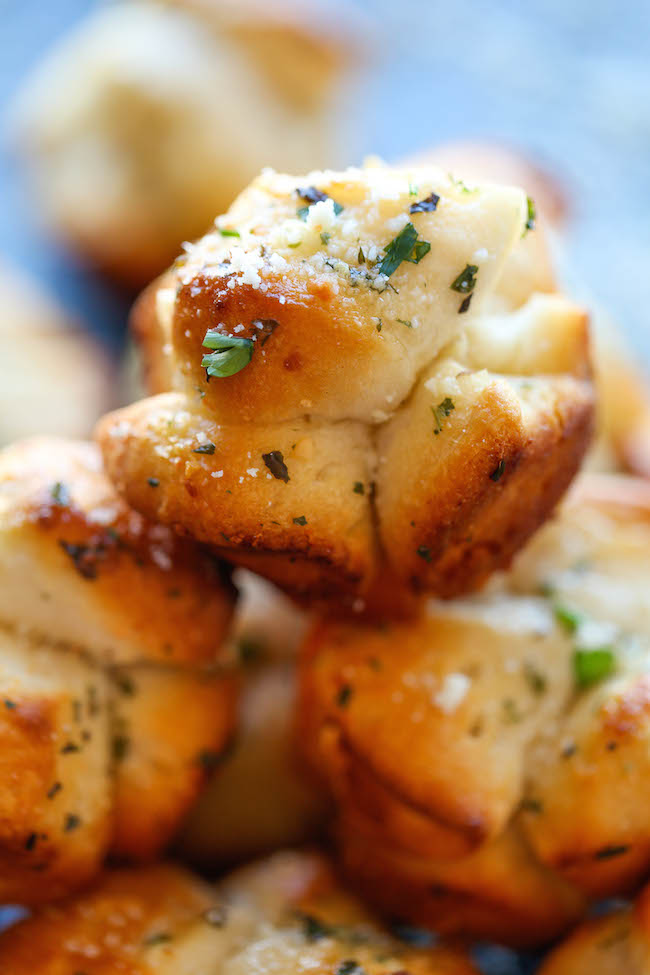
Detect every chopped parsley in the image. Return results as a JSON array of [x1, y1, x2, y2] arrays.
[[50, 482, 70, 506], [431, 397, 455, 435], [218, 228, 240, 238], [293, 515, 308, 526], [337, 684, 353, 708], [320, 231, 331, 245], [524, 196, 536, 234], [337, 963, 363, 975], [4, 699, 16, 710], [409, 192, 440, 213], [262, 451, 290, 482], [416, 545, 432, 563], [63, 813, 81, 832], [489, 459, 506, 482], [147, 477, 160, 487], [594, 844, 629, 860], [47, 782, 62, 799], [193, 442, 216, 455], [58, 541, 99, 580], [296, 186, 343, 219], [554, 604, 583, 635], [573, 647, 616, 688], [451, 264, 479, 295], [397, 318, 413, 328], [202, 329, 253, 379], [296, 912, 334, 941], [353, 482, 365, 495], [143, 932, 172, 947], [379, 222, 431, 277], [358, 247, 365, 264], [524, 664, 547, 696]]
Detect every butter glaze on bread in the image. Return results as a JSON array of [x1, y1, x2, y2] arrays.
[[99, 162, 594, 606], [0, 438, 236, 902], [0, 850, 477, 975], [298, 474, 650, 945]]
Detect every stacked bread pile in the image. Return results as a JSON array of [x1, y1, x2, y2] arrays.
[[1, 151, 650, 975]]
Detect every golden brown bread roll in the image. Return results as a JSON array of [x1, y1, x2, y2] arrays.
[[0, 262, 113, 445], [99, 162, 594, 607], [11, 1, 358, 285], [298, 473, 650, 945], [0, 438, 236, 903], [0, 850, 478, 975], [539, 882, 650, 975]]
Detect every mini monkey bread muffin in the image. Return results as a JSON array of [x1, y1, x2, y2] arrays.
[[298, 474, 650, 946], [0, 437, 236, 904], [98, 162, 595, 605], [0, 849, 477, 975]]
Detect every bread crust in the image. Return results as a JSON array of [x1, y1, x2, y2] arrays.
[[0, 438, 237, 902], [298, 474, 650, 944]]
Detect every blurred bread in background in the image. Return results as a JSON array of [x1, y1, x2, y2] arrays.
[[11, 0, 365, 287], [0, 262, 113, 445]]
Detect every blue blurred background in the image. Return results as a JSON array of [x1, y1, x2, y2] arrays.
[[1, 0, 648, 362]]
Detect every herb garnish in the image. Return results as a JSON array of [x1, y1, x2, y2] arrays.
[[337, 685, 353, 708], [202, 329, 253, 379], [193, 442, 216, 454], [594, 845, 629, 860], [293, 516, 308, 526], [353, 482, 365, 495], [47, 782, 62, 799], [490, 459, 506, 482], [431, 397, 455, 435], [524, 664, 547, 696], [573, 648, 616, 688], [554, 605, 583, 635], [296, 912, 334, 941], [219, 228, 240, 238], [64, 813, 81, 832], [524, 196, 536, 235], [416, 545, 432, 563], [409, 192, 440, 214], [147, 477, 159, 487], [4, 699, 15, 710], [320, 231, 331, 246], [451, 264, 479, 294], [379, 222, 431, 277], [252, 318, 280, 347], [262, 451, 290, 482], [337, 962, 363, 975], [143, 932, 172, 947], [50, 482, 70, 506], [397, 318, 413, 328], [296, 186, 344, 219], [59, 541, 99, 580], [112, 735, 130, 761]]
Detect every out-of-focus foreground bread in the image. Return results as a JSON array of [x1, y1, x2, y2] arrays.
[[298, 473, 650, 946], [0, 437, 236, 904], [411, 140, 650, 479], [178, 570, 329, 865], [98, 161, 594, 608], [539, 880, 650, 975], [0, 262, 113, 445], [0, 850, 478, 975], [10, 0, 362, 286]]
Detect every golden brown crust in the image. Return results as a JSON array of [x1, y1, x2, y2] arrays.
[[298, 473, 650, 944], [0, 851, 477, 975], [0, 437, 234, 665], [0, 438, 237, 903]]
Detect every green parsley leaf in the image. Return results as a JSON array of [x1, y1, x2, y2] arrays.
[[337, 684, 353, 707], [416, 545, 432, 563], [202, 330, 253, 379], [50, 482, 70, 506], [353, 481, 365, 495], [143, 932, 172, 947], [524, 196, 536, 234], [296, 912, 335, 941], [218, 228, 240, 238], [379, 222, 431, 277], [451, 264, 479, 294], [573, 647, 616, 688], [489, 459, 506, 482], [320, 231, 331, 245], [554, 604, 584, 635], [297, 206, 310, 221], [147, 477, 159, 487], [397, 318, 413, 328], [293, 515, 307, 526], [193, 442, 216, 454], [431, 397, 455, 435]]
